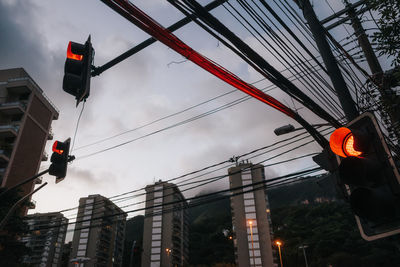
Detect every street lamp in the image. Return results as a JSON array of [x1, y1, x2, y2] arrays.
[[165, 248, 171, 267], [248, 220, 256, 267], [299, 245, 309, 267], [274, 123, 330, 136], [275, 240, 283, 267]]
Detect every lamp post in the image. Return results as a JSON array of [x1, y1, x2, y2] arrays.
[[275, 240, 283, 267], [299, 245, 309, 267], [248, 220, 256, 266], [166, 248, 171, 267]]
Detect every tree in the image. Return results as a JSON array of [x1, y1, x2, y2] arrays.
[[367, 0, 400, 66], [0, 189, 31, 267]]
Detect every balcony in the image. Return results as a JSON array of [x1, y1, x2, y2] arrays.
[[0, 101, 26, 115], [0, 124, 19, 138], [0, 150, 10, 162]]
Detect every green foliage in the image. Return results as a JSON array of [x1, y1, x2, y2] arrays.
[[271, 202, 400, 267], [0, 189, 31, 267], [188, 194, 235, 266], [367, 0, 400, 66]]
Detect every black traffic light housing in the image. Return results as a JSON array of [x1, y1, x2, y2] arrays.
[[330, 112, 400, 241], [49, 138, 72, 183], [63, 35, 94, 106]]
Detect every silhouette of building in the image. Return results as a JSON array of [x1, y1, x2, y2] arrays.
[[142, 181, 189, 267], [22, 212, 68, 267], [0, 68, 58, 213], [228, 162, 275, 266], [69, 194, 127, 267]]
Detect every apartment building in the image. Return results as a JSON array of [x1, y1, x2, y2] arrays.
[[23, 212, 68, 267], [0, 68, 58, 211], [69, 194, 127, 267], [228, 162, 275, 267], [141, 181, 189, 267]]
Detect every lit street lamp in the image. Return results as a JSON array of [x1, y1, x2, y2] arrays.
[[248, 220, 256, 267], [275, 240, 283, 267]]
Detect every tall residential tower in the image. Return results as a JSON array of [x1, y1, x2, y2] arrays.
[[229, 162, 275, 267], [69, 194, 127, 267], [142, 181, 189, 267]]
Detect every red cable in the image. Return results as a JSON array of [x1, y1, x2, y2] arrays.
[[108, 0, 296, 118]]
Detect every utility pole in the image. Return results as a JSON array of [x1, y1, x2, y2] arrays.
[[343, 0, 400, 142], [295, 0, 359, 122]]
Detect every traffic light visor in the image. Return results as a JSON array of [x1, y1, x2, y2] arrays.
[[52, 141, 64, 155], [67, 42, 83, 61], [330, 127, 362, 158]]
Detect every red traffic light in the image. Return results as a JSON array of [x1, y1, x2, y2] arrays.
[[52, 141, 64, 155], [329, 127, 362, 158], [67, 41, 83, 61]]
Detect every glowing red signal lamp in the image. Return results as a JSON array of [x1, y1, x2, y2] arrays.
[[329, 127, 362, 158], [67, 41, 83, 61], [52, 141, 64, 155]]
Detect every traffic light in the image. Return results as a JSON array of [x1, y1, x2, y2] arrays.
[[330, 112, 400, 240], [49, 138, 71, 183], [63, 35, 94, 106]]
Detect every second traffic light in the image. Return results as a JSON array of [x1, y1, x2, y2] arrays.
[[49, 138, 72, 183], [63, 35, 94, 106], [330, 112, 400, 241]]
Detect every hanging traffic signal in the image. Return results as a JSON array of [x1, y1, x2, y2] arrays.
[[330, 112, 400, 241], [63, 35, 94, 106], [49, 138, 71, 183]]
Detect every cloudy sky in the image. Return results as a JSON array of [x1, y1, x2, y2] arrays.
[[0, 0, 373, 229]]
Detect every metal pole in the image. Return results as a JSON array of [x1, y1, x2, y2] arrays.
[[296, 0, 359, 121], [0, 182, 48, 230], [299, 245, 309, 267], [0, 169, 49, 199], [278, 244, 283, 267], [343, 0, 400, 141], [92, 0, 228, 76]]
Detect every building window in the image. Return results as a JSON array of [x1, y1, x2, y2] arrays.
[[151, 254, 160, 261], [151, 241, 161, 247], [80, 232, 89, 238], [77, 250, 85, 256], [152, 227, 161, 234], [245, 206, 256, 213], [152, 234, 161, 240], [153, 215, 162, 221], [153, 221, 162, 227], [244, 199, 255, 206], [243, 193, 254, 200], [151, 247, 161, 254]]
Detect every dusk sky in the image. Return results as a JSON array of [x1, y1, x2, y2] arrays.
[[0, 0, 374, 235]]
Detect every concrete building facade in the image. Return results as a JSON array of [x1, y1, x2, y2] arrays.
[[0, 68, 58, 211], [22, 212, 68, 267], [69, 194, 127, 267], [141, 181, 189, 267], [228, 162, 275, 267]]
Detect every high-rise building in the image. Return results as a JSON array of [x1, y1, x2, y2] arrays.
[[141, 181, 189, 267], [69, 194, 127, 267], [228, 162, 275, 267], [22, 212, 68, 267], [0, 68, 58, 210]]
